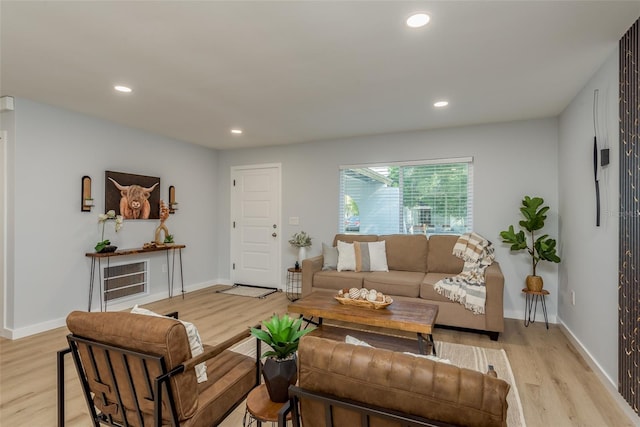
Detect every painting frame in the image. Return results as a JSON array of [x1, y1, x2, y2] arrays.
[[105, 171, 161, 220]]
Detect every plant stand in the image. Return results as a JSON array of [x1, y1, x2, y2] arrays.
[[243, 384, 292, 426], [286, 267, 302, 301], [522, 288, 549, 329]]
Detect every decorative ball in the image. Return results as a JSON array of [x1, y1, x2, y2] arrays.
[[349, 288, 361, 299], [385, 296, 392, 303], [338, 289, 344, 296], [359, 288, 369, 300], [367, 292, 377, 302], [376, 293, 384, 302]]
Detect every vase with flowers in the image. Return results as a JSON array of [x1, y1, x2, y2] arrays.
[[288, 231, 312, 264], [95, 210, 124, 253]]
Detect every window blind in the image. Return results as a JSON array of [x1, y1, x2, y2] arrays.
[[339, 158, 473, 236]]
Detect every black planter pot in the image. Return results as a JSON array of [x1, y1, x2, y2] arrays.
[[97, 245, 117, 253], [262, 356, 297, 403]]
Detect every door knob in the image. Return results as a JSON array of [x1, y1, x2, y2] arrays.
[[272, 232, 277, 237]]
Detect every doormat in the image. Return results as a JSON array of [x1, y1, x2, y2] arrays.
[[216, 284, 277, 299]]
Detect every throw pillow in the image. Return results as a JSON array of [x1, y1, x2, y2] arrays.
[[322, 243, 338, 271], [354, 241, 389, 272], [345, 335, 373, 347], [131, 305, 208, 383], [403, 351, 452, 365], [345, 335, 451, 364], [336, 240, 356, 272]]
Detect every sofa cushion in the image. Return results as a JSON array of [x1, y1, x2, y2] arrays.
[[190, 350, 257, 426], [354, 241, 389, 272], [321, 243, 338, 270], [336, 240, 356, 271], [313, 270, 367, 291], [427, 235, 464, 274], [378, 234, 428, 272], [66, 311, 198, 421], [363, 271, 423, 297], [420, 272, 457, 303], [131, 305, 207, 383]]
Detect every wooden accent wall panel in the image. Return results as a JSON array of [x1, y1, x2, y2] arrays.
[[619, 17, 640, 417]]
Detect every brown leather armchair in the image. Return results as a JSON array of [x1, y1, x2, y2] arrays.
[[57, 311, 260, 427], [279, 335, 510, 427]]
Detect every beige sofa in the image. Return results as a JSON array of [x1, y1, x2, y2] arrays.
[[301, 234, 504, 340]]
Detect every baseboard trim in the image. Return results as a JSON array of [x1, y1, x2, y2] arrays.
[[503, 308, 558, 324], [5, 281, 220, 340], [558, 317, 639, 424]]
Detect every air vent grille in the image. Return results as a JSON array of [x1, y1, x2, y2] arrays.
[[103, 261, 148, 301]]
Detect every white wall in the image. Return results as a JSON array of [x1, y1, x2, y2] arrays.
[[3, 100, 564, 337], [217, 118, 560, 321], [558, 48, 619, 384], [4, 98, 219, 338]]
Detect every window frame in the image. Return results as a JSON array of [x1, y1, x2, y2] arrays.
[[338, 157, 473, 235]]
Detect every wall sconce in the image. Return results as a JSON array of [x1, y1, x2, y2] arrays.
[[81, 176, 94, 212], [169, 185, 178, 213]]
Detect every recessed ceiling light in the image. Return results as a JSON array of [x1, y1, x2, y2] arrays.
[[434, 101, 449, 108], [231, 129, 243, 134], [114, 85, 132, 93], [406, 13, 430, 28]]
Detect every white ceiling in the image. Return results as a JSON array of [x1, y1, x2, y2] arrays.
[[1, 1, 638, 150]]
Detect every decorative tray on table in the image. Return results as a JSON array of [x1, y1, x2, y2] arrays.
[[334, 288, 393, 310]]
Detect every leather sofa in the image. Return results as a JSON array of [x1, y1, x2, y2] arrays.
[[280, 335, 510, 427], [302, 234, 505, 339]]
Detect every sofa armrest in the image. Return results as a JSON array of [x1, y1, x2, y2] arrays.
[[301, 255, 323, 298], [484, 262, 505, 333]]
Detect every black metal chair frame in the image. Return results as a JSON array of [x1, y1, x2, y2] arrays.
[[58, 320, 261, 427], [278, 385, 457, 427]]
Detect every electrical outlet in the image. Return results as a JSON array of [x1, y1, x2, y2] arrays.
[[162, 264, 168, 273], [571, 290, 576, 306]]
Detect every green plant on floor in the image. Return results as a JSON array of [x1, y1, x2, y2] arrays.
[[499, 195, 561, 276], [250, 313, 314, 360]]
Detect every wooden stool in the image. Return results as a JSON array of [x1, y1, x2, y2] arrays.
[[243, 384, 292, 426]]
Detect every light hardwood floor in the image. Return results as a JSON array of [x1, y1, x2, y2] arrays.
[[0, 285, 636, 427]]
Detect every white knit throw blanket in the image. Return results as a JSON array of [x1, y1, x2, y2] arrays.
[[434, 232, 495, 314]]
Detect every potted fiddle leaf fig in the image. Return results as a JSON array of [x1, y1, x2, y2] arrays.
[[250, 313, 314, 402], [500, 196, 561, 291]]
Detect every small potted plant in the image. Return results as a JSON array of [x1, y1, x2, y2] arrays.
[[499, 196, 561, 291], [288, 231, 312, 264], [250, 313, 313, 402], [95, 210, 124, 253]]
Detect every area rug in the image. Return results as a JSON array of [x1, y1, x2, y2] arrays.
[[216, 284, 277, 299], [228, 338, 526, 427]]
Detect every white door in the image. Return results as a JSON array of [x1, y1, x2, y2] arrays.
[[230, 164, 281, 287]]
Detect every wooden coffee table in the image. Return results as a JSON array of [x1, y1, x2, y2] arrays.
[[288, 292, 438, 355]]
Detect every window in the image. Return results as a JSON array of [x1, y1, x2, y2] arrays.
[[339, 158, 473, 235]]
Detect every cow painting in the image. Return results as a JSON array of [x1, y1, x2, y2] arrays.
[[108, 177, 159, 219]]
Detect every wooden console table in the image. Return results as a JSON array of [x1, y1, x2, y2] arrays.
[[85, 245, 185, 311]]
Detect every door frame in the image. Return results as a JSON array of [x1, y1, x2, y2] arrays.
[[229, 163, 282, 287]]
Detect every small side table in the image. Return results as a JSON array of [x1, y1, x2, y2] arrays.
[[522, 288, 549, 329], [286, 268, 302, 301], [243, 384, 292, 426]]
